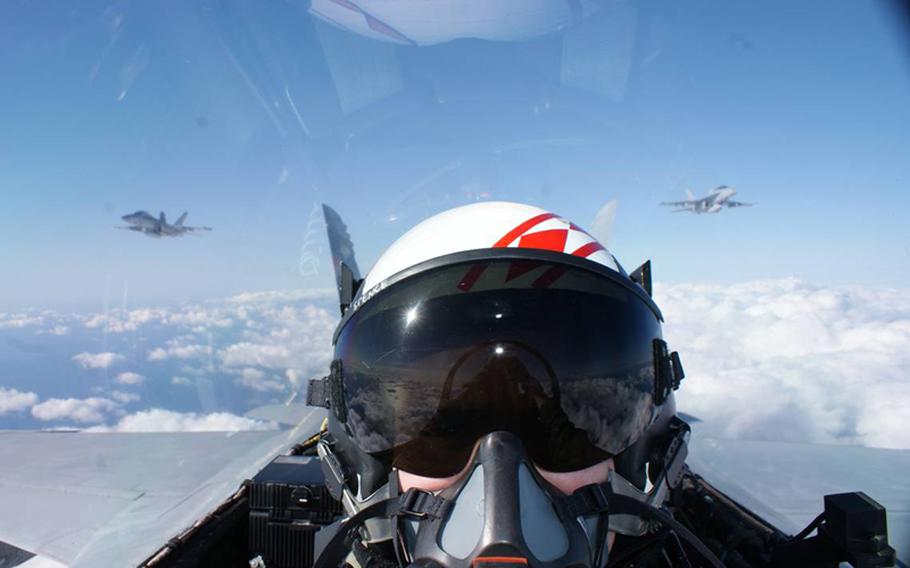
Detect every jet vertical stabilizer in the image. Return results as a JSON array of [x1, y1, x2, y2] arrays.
[[591, 200, 617, 248], [175, 212, 188, 227], [322, 204, 362, 314]]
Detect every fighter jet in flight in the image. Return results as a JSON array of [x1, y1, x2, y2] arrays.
[[660, 186, 754, 214], [118, 211, 212, 238]]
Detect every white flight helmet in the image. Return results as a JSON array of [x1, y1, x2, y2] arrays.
[[352, 201, 622, 309], [312, 201, 689, 568]]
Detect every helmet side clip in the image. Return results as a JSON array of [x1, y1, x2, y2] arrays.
[[306, 359, 347, 422], [653, 339, 685, 405], [338, 262, 364, 314], [630, 260, 652, 296]]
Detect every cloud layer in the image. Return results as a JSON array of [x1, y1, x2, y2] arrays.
[[2, 288, 336, 430], [31, 397, 119, 423], [72, 352, 125, 369], [0, 387, 38, 414], [87, 409, 275, 432], [658, 279, 910, 449], [116, 372, 145, 385], [4, 282, 908, 448]]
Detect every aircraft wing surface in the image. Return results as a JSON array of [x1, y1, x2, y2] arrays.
[[688, 434, 909, 564], [0, 408, 327, 568], [245, 402, 320, 426]]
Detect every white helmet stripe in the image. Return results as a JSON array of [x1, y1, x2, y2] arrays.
[[360, 202, 619, 294]]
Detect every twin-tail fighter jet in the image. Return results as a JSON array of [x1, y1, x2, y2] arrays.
[[118, 211, 212, 238], [661, 185, 754, 214]]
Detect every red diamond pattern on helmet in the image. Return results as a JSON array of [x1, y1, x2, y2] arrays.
[[493, 213, 558, 248], [570, 241, 605, 259], [517, 229, 568, 253], [455, 211, 611, 292], [496, 212, 604, 260]]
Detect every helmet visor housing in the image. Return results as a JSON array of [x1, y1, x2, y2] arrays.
[[334, 254, 662, 478]]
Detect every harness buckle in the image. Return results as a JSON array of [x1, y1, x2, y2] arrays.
[[398, 489, 452, 520], [556, 482, 612, 520]]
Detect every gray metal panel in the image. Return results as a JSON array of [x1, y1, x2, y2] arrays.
[[688, 435, 910, 563], [0, 408, 326, 568]]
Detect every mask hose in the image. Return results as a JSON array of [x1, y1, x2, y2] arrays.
[[314, 497, 397, 568], [608, 493, 726, 568]]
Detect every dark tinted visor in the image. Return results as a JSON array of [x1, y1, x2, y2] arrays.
[[334, 258, 661, 477]]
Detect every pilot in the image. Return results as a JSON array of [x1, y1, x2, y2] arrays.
[[309, 202, 720, 568]]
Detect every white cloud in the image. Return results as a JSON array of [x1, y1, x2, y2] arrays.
[[239, 367, 266, 381], [82, 314, 108, 329], [221, 342, 292, 368], [285, 369, 305, 390], [167, 309, 233, 328], [234, 367, 286, 392], [127, 308, 162, 327], [147, 336, 213, 362], [218, 304, 334, 382], [658, 279, 910, 450], [171, 376, 193, 386], [72, 351, 125, 369], [110, 390, 140, 403], [31, 397, 118, 423], [116, 371, 145, 385], [227, 288, 334, 304], [0, 309, 77, 336], [87, 408, 276, 432], [147, 348, 168, 361], [0, 387, 38, 414], [82, 308, 169, 333], [170, 343, 212, 359], [0, 314, 44, 328]]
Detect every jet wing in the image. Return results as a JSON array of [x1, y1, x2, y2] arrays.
[[0, 408, 327, 568], [688, 433, 909, 564], [724, 201, 754, 208], [659, 200, 696, 207]]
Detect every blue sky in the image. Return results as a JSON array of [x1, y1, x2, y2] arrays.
[[0, 1, 909, 461], [0, 0, 908, 310]]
